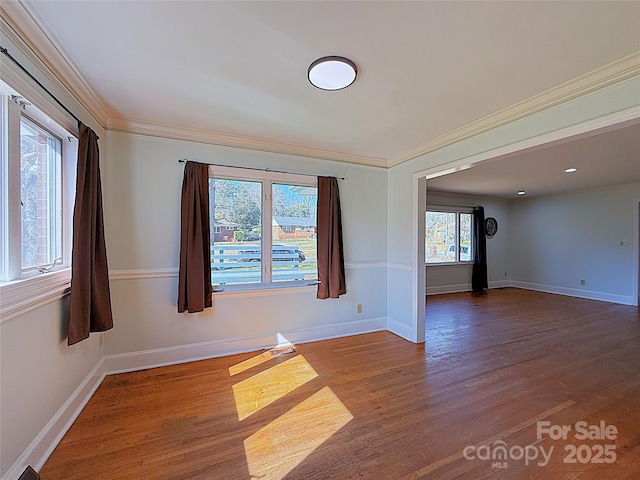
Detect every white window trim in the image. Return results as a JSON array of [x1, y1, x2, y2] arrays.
[[0, 79, 77, 320], [213, 283, 316, 298], [209, 165, 318, 292]]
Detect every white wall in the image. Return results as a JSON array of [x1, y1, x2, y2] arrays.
[[425, 191, 510, 294], [101, 132, 388, 366], [423, 184, 640, 305], [508, 182, 640, 304]]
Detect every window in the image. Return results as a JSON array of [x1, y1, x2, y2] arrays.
[[209, 166, 317, 289], [0, 82, 76, 283], [425, 209, 473, 264], [20, 117, 62, 272]]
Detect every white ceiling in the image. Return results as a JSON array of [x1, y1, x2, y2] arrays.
[[5, 1, 640, 195], [427, 121, 640, 198]]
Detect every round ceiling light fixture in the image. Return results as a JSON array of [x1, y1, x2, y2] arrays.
[[308, 56, 357, 91], [564, 167, 577, 173], [517, 191, 527, 196]]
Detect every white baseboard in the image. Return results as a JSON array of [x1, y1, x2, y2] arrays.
[[104, 317, 388, 375], [386, 316, 415, 342], [510, 281, 634, 305], [426, 280, 510, 296], [425, 280, 633, 305], [426, 283, 470, 295], [2, 359, 105, 480]]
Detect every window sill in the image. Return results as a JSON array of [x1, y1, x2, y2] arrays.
[[0, 268, 71, 323], [213, 282, 318, 298], [426, 262, 474, 267]]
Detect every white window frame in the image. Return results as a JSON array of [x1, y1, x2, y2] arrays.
[[425, 206, 474, 266], [0, 80, 77, 322], [209, 165, 318, 292]]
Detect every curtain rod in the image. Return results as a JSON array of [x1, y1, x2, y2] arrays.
[[1, 45, 81, 125], [427, 202, 481, 208], [178, 159, 345, 180]]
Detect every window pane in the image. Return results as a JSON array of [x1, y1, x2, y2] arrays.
[[272, 184, 317, 282], [210, 178, 262, 285], [459, 213, 473, 262], [20, 118, 61, 269], [425, 211, 456, 263]]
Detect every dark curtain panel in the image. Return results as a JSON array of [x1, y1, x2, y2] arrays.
[[472, 206, 488, 292], [68, 122, 113, 345], [316, 176, 346, 299], [178, 161, 212, 313]]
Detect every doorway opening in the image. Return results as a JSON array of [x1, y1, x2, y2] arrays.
[[413, 108, 640, 342]]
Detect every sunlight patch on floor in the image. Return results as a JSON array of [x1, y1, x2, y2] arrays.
[[243, 386, 353, 480], [232, 355, 318, 421]]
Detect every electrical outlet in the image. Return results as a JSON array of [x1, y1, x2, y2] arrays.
[[357, 304, 363, 314], [580, 279, 586, 286]]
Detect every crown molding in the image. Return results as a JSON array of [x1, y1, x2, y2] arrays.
[[388, 51, 640, 168], [3, 0, 637, 169], [0, 1, 110, 126], [107, 117, 388, 168]]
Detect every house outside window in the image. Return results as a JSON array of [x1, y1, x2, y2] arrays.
[[209, 166, 317, 289], [272, 216, 316, 239], [425, 208, 473, 264]]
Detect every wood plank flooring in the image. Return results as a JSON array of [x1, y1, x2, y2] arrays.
[[40, 288, 640, 479]]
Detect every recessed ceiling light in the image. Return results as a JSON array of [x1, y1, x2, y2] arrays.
[[517, 191, 526, 196], [308, 56, 357, 91], [564, 167, 577, 173]]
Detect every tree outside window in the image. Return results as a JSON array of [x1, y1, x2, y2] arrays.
[[426, 210, 473, 264], [209, 174, 317, 287]]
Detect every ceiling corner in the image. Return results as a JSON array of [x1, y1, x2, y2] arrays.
[[1, 0, 111, 127]]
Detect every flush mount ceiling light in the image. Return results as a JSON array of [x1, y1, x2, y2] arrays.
[[564, 167, 578, 173], [517, 191, 527, 196], [308, 56, 357, 91]]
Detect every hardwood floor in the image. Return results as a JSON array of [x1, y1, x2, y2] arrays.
[[40, 288, 640, 479]]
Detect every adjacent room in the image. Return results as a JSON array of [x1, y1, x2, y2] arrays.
[[1, 2, 639, 479]]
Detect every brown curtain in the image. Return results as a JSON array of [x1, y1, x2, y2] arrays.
[[316, 176, 346, 299], [68, 122, 113, 345], [472, 206, 488, 292], [177, 161, 213, 313]]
